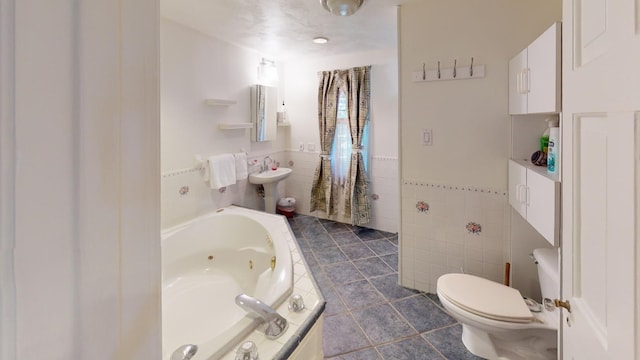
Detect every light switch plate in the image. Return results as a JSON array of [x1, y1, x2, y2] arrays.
[[422, 128, 433, 146]]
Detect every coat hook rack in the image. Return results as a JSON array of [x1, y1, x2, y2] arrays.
[[412, 58, 485, 82]]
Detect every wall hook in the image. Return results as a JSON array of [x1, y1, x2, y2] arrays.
[[411, 58, 485, 82]]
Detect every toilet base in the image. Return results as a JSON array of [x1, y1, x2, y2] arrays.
[[460, 323, 557, 360], [461, 323, 499, 359]]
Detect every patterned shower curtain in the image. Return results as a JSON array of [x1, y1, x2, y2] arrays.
[[309, 70, 341, 214], [344, 66, 371, 226]]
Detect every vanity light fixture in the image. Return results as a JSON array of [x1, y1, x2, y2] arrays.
[[320, 0, 364, 16], [260, 58, 275, 67], [312, 37, 329, 44], [258, 57, 278, 85]]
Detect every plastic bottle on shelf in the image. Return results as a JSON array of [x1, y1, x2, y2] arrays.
[[547, 121, 560, 175], [540, 117, 558, 155]]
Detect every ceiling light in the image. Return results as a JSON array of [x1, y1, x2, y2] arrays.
[[320, 0, 364, 16], [313, 37, 329, 44]]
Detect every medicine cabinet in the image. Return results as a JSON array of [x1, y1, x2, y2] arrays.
[[251, 84, 277, 142]]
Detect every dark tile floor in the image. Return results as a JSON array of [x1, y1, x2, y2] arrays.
[[287, 214, 482, 360]]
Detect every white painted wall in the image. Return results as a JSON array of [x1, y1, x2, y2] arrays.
[[162, 18, 400, 233], [398, 0, 561, 293], [282, 48, 400, 232], [1, 0, 161, 358], [161, 19, 291, 228]]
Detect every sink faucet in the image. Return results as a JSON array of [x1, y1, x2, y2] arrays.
[[261, 156, 273, 173], [235, 293, 288, 339]]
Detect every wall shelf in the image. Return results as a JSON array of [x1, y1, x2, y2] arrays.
[[511, 158, 559, 183], [205, 98, 237, 106], [218, 123, 252, 130]]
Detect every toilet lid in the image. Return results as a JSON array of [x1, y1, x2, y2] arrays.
[[438, 273, 535, 323]]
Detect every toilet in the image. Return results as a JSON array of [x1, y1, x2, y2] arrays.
[[436, 248, 559, 360]]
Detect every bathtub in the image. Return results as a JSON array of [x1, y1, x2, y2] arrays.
[[162, 206, 294, 359]]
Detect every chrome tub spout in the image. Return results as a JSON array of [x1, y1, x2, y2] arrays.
[[170, 344, 197, 360], [235, 293, 288, 339]]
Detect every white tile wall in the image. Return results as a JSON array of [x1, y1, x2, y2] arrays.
[[282, 151, 399, 233], [400, 180, 509, 293], [161, 150, 286, 229], [161, 150, 399, 233]]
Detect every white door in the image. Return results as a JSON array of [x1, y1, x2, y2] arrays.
[[527, 22, 561, 114], [561, 0, 639, 358], [508, 48, 527, 115], [525, 168, 559, 246], [508, 160, 528, 218]]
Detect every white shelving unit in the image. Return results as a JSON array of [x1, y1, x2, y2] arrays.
[[507, 22, 562, 247], [204, 97, 250, 130]]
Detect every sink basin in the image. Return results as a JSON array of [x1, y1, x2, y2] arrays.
[[249, 168, 293, 214], [249, 167, 292, 185]]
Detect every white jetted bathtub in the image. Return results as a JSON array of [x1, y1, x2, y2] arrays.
[[162, 206, 294, 359]]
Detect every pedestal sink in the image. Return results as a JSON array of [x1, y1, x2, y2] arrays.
[[249, 167, 292, 214]]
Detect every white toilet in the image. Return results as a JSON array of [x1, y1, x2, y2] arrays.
[[436, 247, 559, 360]]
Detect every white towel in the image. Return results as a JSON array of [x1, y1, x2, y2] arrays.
[[234, 152, 248, 180], [207, 154, 236, 189]]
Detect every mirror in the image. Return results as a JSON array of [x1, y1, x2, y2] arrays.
[[251, 85, 277, 142]]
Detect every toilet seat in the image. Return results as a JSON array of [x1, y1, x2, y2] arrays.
[[438, 273, 535, 323]]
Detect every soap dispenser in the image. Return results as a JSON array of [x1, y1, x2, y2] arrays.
[[277, 101, 287, 124]]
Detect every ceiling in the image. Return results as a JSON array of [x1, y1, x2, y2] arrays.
[[160, 0, 403, 60]]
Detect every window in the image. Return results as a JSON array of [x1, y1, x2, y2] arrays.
[[331, 89, 369, 186], [331, 89, 351, 186]]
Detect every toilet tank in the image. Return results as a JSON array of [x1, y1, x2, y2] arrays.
[[533, 247, 560, 301]]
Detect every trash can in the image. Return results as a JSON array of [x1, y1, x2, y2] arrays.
[[277, 197, 296, 218]]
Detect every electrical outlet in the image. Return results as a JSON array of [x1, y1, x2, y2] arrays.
[[307, 143, 315, 152], [422, 128, 433, 146]]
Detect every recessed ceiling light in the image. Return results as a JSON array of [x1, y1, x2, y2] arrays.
[[313, 37, 329, 44]]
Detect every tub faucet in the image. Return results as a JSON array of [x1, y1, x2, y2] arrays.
[[170, 344, 197, 360], [235, 293, 288, 339], [261, 156, 273, 173]]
